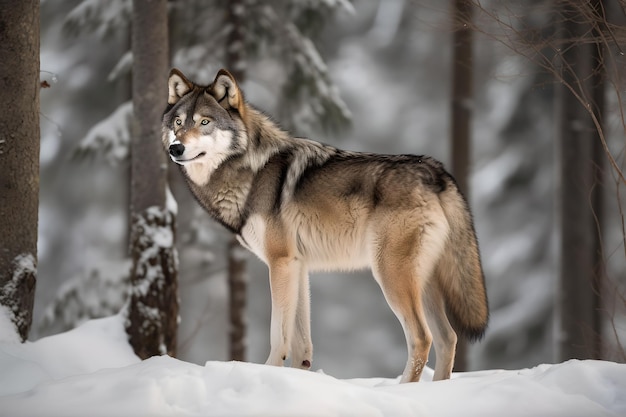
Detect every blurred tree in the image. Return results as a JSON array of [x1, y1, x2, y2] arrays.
[[450, 0, 475, 372], [34, 0, 133, 338], [172, 0, 352, 135], [125, 0, 179, 359], [470, 0, 626, 361], [556, 0, 606, 361], [225, 0, 248, 363], [0, 0, 40, 341], [228, 237, 247, 362]]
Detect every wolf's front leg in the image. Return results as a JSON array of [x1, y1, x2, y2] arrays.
[[265, 257, 301, 366], [291, 269, 313, 369]]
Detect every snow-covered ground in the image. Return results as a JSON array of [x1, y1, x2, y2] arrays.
[[1, 314, 625, 417]]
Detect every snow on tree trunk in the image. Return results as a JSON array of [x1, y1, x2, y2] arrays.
[[127, 207, 179, 358], [126, 0, 179, 359], [0, 0, 40, 342], [0, 255, 37, 342]]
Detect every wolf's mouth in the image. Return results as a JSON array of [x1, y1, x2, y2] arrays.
[[172, 152, 207, 164]]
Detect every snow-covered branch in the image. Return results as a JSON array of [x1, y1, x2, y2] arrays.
[[74, 101, 132, 165]]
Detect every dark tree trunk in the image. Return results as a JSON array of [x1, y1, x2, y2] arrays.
[[0, 0, 40, 341], [126, 0, 179, 359], [226, 0, 246, 82], [450, 0, 474, 372], [228, 238, 247, 361], [225, 0, 248, 362], [556, 0, 604, 361], [451, 0, 473, 196], [589, 0, 606, 360]]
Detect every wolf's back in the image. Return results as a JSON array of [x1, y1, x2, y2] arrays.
[[436, 176, 488, 341]]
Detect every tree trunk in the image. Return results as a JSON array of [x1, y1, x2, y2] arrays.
[[225, 0, 248, 362], [228, 237, 247, 361], [589, 0, 606, 360], [450, 0, 473, 372], [556, 1, 604, 361], [0, 0, 40, 341], [126, 0, 179, 359], [226, 0, 246, 81]]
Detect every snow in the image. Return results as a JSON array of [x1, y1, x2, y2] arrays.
[[75, 100, 133, 165], [1, 315, 625, 417], [107, 50, 132, 82], [11, 254, 37, 282], [0, 254, 37, 337], [38, 261, 129, 334], [165, 184, 178, 216], [130, 206, 177, 296], [0, 306, 20, 344], [142, 207, 175, 249], [63, 0, 130, 39]]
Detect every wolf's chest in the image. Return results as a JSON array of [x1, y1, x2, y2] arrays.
[[187, 168, 255, 233], [237, 214, 268, 263], [236, 209, 372, 272]]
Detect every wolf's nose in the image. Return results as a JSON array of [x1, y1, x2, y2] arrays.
[[169, 143, 185, 158]]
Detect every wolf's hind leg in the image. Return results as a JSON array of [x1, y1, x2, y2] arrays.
[[266, 257, 300, 367], [424, 282, 457, 381], [372, 246, 432, 383], [291, 270, 313, 370]]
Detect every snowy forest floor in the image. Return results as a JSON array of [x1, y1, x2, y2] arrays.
[[1, 314, 625, 417]]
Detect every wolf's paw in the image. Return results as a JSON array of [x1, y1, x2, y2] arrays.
[[265, 352, 287, 367]]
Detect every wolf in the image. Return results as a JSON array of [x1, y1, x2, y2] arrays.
[[161, 68, 489, 383]]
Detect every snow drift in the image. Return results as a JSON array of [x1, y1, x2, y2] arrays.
[[1, 314, 625, 417]]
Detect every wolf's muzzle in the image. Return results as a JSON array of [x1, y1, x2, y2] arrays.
[[169, 143, 185, 158]]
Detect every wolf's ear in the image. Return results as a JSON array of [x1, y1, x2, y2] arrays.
[[209, 69, 245, 115], [168, 69, 193, 104]]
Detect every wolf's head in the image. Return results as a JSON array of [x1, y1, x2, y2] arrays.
[[162, 69, 247, 172]]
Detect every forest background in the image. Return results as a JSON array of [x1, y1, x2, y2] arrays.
[[2, 0, 624, 380]]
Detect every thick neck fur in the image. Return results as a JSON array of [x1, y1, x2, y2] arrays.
[[181, 102, 337, 233], [244, 108, 293, 161], [181, 105, 293, 232]]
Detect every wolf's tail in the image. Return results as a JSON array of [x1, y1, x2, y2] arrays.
[[436, 175, 489, 341]]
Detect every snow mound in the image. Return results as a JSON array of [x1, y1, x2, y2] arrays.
[[1, 315, 625, 417], [0, 314, 138, 396]]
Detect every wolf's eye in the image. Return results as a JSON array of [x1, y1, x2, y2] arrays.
[[175, 118, 182, 126], [200, 119, 210, 126]]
